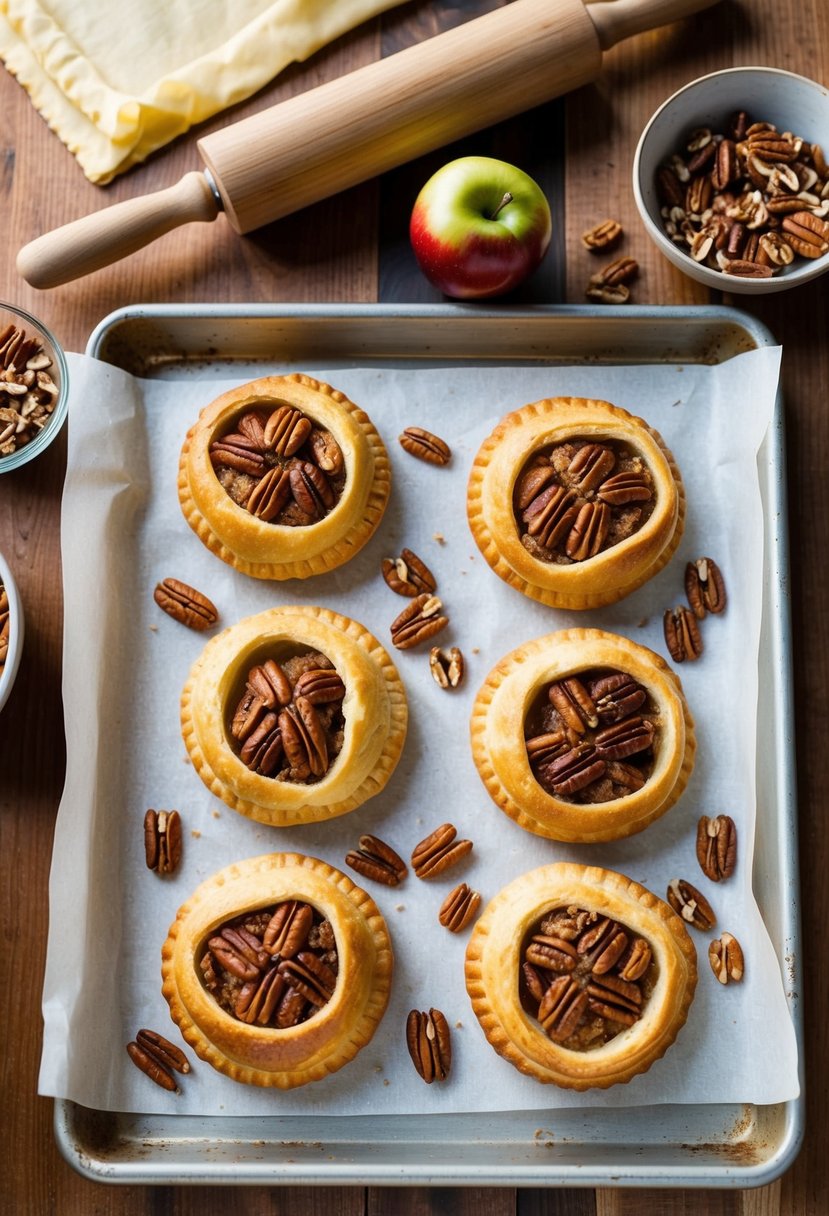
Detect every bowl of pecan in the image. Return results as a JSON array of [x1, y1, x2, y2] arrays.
[[0, 550, 24, 714], [0, 301, 68, 470], [633, 67, 829, 293]]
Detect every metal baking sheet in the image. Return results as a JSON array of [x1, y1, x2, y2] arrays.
[[55, 303, 801, 1187]]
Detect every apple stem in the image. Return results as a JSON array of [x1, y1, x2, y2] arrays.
[[489, 191, 513, 221]]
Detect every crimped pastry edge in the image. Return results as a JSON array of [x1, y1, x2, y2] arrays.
[[181, 605, 408, 826], [161, 852, 393, 1088], [464, 862, 698, 1090], [469, 628, 696, 843], [177, 372, 391, 580], [466, 397, 685, 609]]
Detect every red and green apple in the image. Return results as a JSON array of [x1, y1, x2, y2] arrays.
[[409, 156, 552, 300]]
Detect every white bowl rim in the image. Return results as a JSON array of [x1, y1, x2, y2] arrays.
[[632, 65, 829, 293], [0, 549, 24, 714]]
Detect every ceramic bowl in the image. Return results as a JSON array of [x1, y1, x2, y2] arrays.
[[633, 67, 829, 294], [0, 550, 24, 714], [0, 301, 69, 471]]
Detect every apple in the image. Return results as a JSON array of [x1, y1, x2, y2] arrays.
[[409, 156, 552, 300]]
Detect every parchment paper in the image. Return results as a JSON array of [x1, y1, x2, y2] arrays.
[[40, 344, 799, 1116]]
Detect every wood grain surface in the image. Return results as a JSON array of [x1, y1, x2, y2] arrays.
[[0, 0, 826, 1211]]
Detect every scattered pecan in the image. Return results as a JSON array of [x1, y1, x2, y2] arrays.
[[696, 814, 737, 882], [399, 426, 451, 466], [153, 578, 218, 631], [381, 548, 437, 597], [666, 878, 716, 931], [588, 256, 639, 288], [708, 932, 744, 985], [685, 557, 727, 618], [438, 883, 481, 932], [411, 822, 473, 879], [585, 282, 630, 305], [390, 593, 448, 650], [663, 604, 703, 663], [126, 1029, 190, 1092], [581, 219, 623, 251], [406, 1008, 451, 1083], [143, 809, 182, 875], [345, 834, 408, 887], [429, 645, 464, 690]]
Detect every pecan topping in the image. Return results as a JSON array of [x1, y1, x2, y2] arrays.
[[0, 322, 59, 458], [597, 471, 653, 505], [230, 648, 345, 785], [406, 1008, 451, 1083], [411, 822, 473, 879], [685, 557, 727, 619], [594, 716, 654, 761], [399, 426, 451, 466], [263, 900, 314, 957], [125, 1031, 188, 1099], [709, 932, 744, 985], [663, 605, 703, 663], [581, 219, 623, 251], [667, 879, 716, 931], [523, 484, 580, 551], [566, 501, 610, 561], [381, 547, 437, 597], [589, 673, 646, 723], [153, 578, 218, 631], [143, 809, 182, 875], [548, 676, 598, 732], [429, 645, 464, 689], [390, 593, 448, 650], [567, 443, 616, 493], [696, 814, 737, 882], [523, 904, 654, 1050], [438, 882, 481, 932], [536, 743, 606, 796], [514, 461, 556, 510], [525, 730, 570, 766], [345, 834, 408, 887], [208, 400, 347, 528], [201, 900, 339, 1028]]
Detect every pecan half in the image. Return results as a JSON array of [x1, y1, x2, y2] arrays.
[[278, 951, 337, 1005], [308, 427, 344, 474], [134, 1028, 190, 1074], [289, 460, 335, 518], [536, 743, 606, 796], [597, 471, 652, 505], [345, 834, 408, 887], [586, 972, 642, 1026], [230, 689, 266, 742], [143, 809, 182, 875], [548, 676, 598, 732], [153, 578, 218, 631], [696, 814, 737, 882], [538, 975, 590, 1041], [514, 461, 556, 509], [523, 484, 579, 551], [567, 443, 616, 493], [235, 967, 287, 1025], [685, 557, 727, 619], [381, 548, 437, 597], [209, 434, 266, 476], [667, 878, 716, 931], [589, 673, 646, 723], [207, 927, 268, 981], [263, 404, 313, 456], [565, 501, 610, 561], [263, 900, 314, 957], [279, 697, 327, 778], [585, 282, 630, 304], [406, 1008, 451, 1083], [525, 934, 578, 973], [438, 882, 481, 932], [589, 257, 639, 289], [709, 932, 744, 985], [390, 593, 448, 650], [663, 605, 703, 663], [292, 667, 346, 704], [126, 1040, 180, 1092], [411, 822, 473, 879], [429, 645, 464, 689], [617, 938, 652, 982], [581, 219, 623, 251], [239, 711, 284, 776], [594, 716, 654, 761], [525, 730, 570, 767], [399, 426, 451, 466], [247, 467, 292, 521], [576, 917, 628, 973], [247, 659, 294, 709]]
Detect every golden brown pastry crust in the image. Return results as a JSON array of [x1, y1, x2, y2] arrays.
[[178, 373, 390, 580], [467, 397, 684, 610], [470, 628, 695, 843], [161, 852, 393, 1088], [182, 606, 408, 826], [465, 862, 697, 1090]]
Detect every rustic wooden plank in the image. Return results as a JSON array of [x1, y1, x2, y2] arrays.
[[518, 1188, 597, 1215], [369, 1187, 515, 1216], [596, 1192, 738, 1216]]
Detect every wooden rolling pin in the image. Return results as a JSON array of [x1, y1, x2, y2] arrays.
[[18, 0, 717, 288]]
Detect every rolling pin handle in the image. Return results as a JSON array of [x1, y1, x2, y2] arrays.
[[16, 172, 221, 290], [587, 0, 720, 51]]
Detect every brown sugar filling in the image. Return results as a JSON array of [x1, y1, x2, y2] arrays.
[[524, 667, 658, 804], [514, 438, 656, 564], [227, 648, 346, 785], [209, 402, 346, 527], [521, 904, 657, 1051], [199, 901, 338, 1028]]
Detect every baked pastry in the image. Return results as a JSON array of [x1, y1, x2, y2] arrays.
[[470, 628, 694, 842], [162, 852, 393, 1088], [178, 373, 390, 579], [465, 862, 697, 1089], [182, 606, 408, 826], [467, 396, 684, 609]]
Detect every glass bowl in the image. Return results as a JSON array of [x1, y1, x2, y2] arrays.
[[632, 67, 829, 295], [0, 301, 69, 472]]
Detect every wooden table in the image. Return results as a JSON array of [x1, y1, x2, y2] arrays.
[[1, 0, 826, 1212]]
